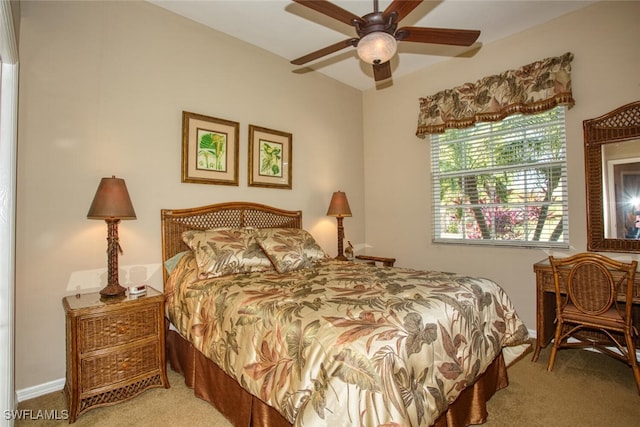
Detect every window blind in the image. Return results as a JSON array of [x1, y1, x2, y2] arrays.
[[431, 106, 569, 248]]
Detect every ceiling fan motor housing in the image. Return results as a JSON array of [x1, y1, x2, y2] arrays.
[[353, 11, 398, 38]]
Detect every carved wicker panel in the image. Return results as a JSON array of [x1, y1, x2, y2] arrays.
[[584, 102, 640, 144], [79, 374, 164, 413]]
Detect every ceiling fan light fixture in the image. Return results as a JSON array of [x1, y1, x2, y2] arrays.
[[356, 31, 397, 64]]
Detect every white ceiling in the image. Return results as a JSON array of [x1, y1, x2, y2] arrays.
[[148, 0, 595, 91]]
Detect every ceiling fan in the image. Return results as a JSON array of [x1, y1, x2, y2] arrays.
[[290, 0, 481, 82]]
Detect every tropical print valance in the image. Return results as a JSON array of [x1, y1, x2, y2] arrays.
[[416, 52, 575, 137]]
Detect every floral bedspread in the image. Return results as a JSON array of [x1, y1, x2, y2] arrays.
[[165, 254, 529, 427]]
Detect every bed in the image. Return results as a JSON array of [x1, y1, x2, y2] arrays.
[[161, 202, 530, 427]]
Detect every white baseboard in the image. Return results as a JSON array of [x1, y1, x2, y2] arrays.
[[15, 378, 64, 402]]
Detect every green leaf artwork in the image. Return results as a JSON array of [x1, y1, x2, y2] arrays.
[[197, 131, 227, 171], [259, 140, 282, 177]]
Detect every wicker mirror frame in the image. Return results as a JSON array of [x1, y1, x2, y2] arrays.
[[584, 100, 640, 253]]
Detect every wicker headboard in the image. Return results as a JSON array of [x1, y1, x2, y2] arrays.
[[160, 202, 302, 285]]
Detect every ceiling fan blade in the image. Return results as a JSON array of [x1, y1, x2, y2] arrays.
[[291, 38, 359, 65], [293, 0, 365, 26], [383, 0, 423, 22], [373, 61, 392, 81], [397, 27, 480, 46]]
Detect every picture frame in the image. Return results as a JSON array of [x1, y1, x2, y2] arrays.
[[248, 125, 292, 189], [182, 111, 239, 186]]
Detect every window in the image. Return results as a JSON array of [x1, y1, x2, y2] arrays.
[[431, 106, 569, 248]]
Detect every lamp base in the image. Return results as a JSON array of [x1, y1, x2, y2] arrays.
[[99, 283, 127, 297]]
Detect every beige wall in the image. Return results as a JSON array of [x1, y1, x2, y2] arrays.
[[15, 0, 640, 392], [15, 1, 364, 389], [362, 1, 640, 330]]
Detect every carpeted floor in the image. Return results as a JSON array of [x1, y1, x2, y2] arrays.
[[482, 344, 640, 426], [15, 343, 640, 426]]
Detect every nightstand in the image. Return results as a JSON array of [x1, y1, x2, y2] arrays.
[[355, 255, 396, 267], [63, 287, 169, 423]]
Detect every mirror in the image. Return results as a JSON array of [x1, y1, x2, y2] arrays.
[[602, 140, 640, 239], [585, 100, 640, 253]]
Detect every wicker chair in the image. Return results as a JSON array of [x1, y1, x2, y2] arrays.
[[547, 253, 640, 394]]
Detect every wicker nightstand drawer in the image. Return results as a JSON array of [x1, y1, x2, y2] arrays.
[[63, 288, 169, 423], [79, 307, 158, 352], [81, 339, 160, 392]]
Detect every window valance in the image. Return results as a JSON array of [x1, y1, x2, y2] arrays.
[[416, 52, 575, 137]]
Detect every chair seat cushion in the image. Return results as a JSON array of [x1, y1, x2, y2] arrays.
[[563, 303, 627, 331]]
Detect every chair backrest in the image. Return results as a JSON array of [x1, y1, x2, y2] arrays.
[[548, 253, 638, 322]]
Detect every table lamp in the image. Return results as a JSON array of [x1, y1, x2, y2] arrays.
[[87, 176, 136, 297], [326, 191, 352, 261]]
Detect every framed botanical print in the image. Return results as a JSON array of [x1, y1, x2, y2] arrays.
[[182, 111, 239, 186], [248, 125, 292, 189]]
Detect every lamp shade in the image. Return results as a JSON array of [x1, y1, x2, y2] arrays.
[[356, 31, 397, 64], [87, 176, 136, 219], [326, 191, 352, 218]]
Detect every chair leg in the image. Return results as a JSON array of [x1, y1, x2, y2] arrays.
[[623, 332, 640, 395], [547, 321, 564, 372]]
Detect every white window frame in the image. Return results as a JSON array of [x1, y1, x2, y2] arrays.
[[431, 106, 569, 248]]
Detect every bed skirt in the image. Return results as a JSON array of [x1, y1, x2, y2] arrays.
[[166, 324, 508, 427]]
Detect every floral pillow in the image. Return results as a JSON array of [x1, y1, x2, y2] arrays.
[[254, 228, 329, 273], [182, 228, 274, 279]]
